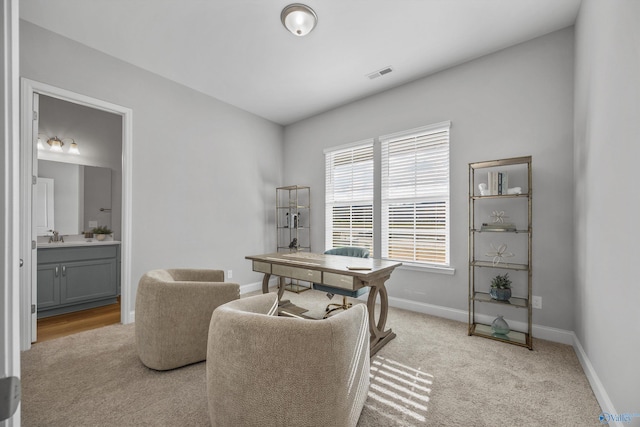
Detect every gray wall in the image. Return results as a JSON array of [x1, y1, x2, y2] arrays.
[[284, 28, 575, 330], [21, 20, 284, 303], [574, 0, 640, 414]]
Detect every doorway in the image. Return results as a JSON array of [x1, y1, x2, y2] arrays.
[[20, 79, 133, 350]]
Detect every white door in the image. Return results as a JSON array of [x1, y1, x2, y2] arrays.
[[35, 177, 54, 236]]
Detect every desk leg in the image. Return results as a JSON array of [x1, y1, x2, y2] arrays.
[[366, 275, 396, 356], [261, 273, 286, 302]]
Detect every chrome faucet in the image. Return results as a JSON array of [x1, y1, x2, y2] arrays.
[[48, 230, 63, 243]]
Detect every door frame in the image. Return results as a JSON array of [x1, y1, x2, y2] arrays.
[[20, 78, 133, 350]]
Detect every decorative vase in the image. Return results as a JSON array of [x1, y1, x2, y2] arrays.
[[489, 287, 511, 301], [491, 315, 510, 335], [96, 234, 106, 241]]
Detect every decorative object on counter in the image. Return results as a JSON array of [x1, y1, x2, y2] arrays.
[[84, 231, 94, 238], [491, 315, 511, 335], [489, 273, 512, 301], [92, 226, 112, 241], [485, 243, 514, 266]]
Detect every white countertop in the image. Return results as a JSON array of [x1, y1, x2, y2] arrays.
[[38, 240, 121, 248]]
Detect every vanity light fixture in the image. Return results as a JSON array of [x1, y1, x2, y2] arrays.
[[281, 3, 317, 36], [68, 139, 80, 154], [38, 134, 80, 154], [47, 136, 64, 152], [37, 133, 47, 150]]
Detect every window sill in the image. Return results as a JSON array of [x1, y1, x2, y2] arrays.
[[395, 262, 456, 276]]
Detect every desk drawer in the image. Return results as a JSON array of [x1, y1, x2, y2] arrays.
[[253, 261, 271, 274], [272, 264, 321, 283], [323, 272, 363, 291]]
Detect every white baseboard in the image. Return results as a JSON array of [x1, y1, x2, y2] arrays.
[[240, 278, 278, 295], [572, 333, 621, 426], [380, 295, 574, 345]]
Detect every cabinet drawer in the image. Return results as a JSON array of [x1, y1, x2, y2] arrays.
[[38, 245, 118, 263], [272, 264, 321, 282], [323, 272, 363, 291], [253, 261, 271, 274]]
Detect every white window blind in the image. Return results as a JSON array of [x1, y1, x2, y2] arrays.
[[381, 122, 450, 265], [325, 142, 374, 252]]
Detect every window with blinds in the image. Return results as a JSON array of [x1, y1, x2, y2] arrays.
[[381, 122, 450, 265], [325, 142, 374, 253]]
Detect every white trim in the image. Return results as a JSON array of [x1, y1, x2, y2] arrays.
[[379, 295, 574, 345], [239, 277, 278, 295], [323, 138, 374, 155], [572, 333, 621, 426], [379, 120, 451, 143], [397, 262, 455, 276], [2, 0, 21, 424], [20, 78, 134, 350], [240, 281, 263, 295]]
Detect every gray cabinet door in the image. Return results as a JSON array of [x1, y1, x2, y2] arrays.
[[37, 263, 61, 309], [61, 258, 117, 305]]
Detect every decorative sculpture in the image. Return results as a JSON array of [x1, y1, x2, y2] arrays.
[[485, 243, 514, 266]]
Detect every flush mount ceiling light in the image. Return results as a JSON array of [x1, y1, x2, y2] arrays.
[[281, 3, 317, 36]]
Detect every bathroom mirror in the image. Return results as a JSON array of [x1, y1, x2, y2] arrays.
[[37, 160, 112, 236]]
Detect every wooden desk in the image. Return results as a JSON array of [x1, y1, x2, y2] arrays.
[[245, 252, 402, 355]]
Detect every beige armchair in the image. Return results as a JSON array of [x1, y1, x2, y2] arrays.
[[206, 293, 370, 427], [135, 269, 239, 371]]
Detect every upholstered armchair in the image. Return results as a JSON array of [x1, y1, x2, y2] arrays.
[[135, 269, 239, 371], [313, 246, 370, 317], [206, 293, 370, 427]]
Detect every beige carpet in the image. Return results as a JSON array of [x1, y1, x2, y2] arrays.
[[21, 290, 602, 426]]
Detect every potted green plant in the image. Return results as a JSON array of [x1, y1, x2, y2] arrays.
[[489, 273, 512, 301], [92, 226, 112, 241]]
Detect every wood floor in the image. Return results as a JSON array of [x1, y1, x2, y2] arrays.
[[36, 298, 121, 343]]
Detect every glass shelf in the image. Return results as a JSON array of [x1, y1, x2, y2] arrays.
[[470, 193, 530, 200], [470, 260, 529, 271], [470, 323, 529, 347], [472, 292, 528, 308], [471, 228, 529, 234]]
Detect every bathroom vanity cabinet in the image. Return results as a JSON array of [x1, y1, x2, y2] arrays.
[[37, 243, 120, 318]]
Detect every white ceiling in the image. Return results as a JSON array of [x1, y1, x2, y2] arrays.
[[20, 0, 582, 125]]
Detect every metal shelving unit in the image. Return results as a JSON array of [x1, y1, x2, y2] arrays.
[[276, 185, 311, 292], [468, 156, 533, 350]]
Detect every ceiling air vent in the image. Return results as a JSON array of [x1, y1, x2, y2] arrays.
[[367, 66, 394, 80]]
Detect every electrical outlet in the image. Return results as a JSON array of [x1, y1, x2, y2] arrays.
[[88, 220, 98, 228], [532, 295, 542, 309], [227, 270, 232, 279]]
